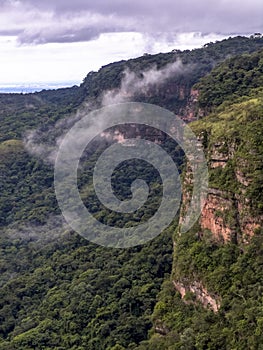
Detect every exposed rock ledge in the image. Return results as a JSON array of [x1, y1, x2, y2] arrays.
[[154, 320, 170, 335], [200, 192, 235, 243], [173, 280, 221, 313]]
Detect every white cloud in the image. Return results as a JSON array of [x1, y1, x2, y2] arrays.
[[0, 32, 229, 86], [0, 33, 146, 85], [0, 0, 258, 87]]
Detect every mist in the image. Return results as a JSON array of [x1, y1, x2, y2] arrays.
[[102, 60, 190, 105], [4, 215, 72, 245], [24, 59, 191, 163], [23, 101, 94, 164]]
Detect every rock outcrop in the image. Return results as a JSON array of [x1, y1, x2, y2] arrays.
[[173, 280, 221, 312]]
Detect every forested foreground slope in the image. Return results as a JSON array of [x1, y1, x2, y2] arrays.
[[0, 36, 262, 349]]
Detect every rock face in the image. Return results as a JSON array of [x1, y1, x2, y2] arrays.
[[178, 88, 202, 123], [181, 136, 262, 243], [200, 192, 235, 243], [195, 187, 261, 244], [135, 83, 200, 122], [173, 280, 221, 312], [98, 86, 201, 148], [209, 143, 229, 168], [154, 321, 170, 335]]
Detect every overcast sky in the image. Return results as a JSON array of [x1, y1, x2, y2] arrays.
[[0, 0, 262, 88]]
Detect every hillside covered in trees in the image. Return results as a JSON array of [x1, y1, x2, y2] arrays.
[[0, 36, 262, 349]]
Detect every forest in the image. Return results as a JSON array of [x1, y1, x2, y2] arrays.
[[0, 35, 262, 349]]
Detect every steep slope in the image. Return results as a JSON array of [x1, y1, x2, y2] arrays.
[[138, 50, 263, 350], [191, 50, 263, 243]]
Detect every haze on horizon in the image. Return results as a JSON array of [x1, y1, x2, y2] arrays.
[[0, 0, 262, 90]]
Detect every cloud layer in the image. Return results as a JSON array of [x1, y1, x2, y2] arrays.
[[0, 0, 262, 44]]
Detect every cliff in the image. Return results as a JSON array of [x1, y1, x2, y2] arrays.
[[147, 50, 263, 350], [172, 93, 263, 316]]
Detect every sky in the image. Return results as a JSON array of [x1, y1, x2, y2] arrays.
[[0, 0, 262, 89]]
